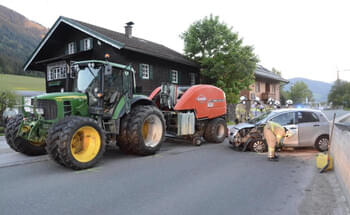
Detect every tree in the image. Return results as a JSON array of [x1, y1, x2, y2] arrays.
[[0, 90, 17, 124], [181, 15, 258, 103], [328, 79, 350, 108], [289, 81, 313, 104], [280, 83, 290, 105], [271, 67, 281, 76]]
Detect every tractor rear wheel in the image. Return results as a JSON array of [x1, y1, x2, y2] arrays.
[[204, 118, 227, 143], [127, 105, 165, 155], [46, 116, 105, 170], [116, 115, 134, 154], [5, 114, 46, 155]]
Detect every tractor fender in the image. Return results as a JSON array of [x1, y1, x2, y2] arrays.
[[116, 95, 155, 119]]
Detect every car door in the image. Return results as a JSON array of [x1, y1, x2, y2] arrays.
[[269, 111, 298, 146], [296, 111, 321, 146]]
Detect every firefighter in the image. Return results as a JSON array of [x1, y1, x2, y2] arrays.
[[250, 97, 261, 117], [235, 96, 247, 123], [286, 99, 293, 108], [263, 121, 293, 161]]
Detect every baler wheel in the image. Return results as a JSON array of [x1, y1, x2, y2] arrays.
[[5, 114, 46, 155], [127, 105, 165, 155], [204, 118, 227, 143], [46, 116, 105, 170]]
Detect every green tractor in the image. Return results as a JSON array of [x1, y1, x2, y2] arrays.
[[5, 60, 166, 170]]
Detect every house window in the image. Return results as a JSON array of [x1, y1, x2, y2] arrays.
[[272, 85, 276, 93], [68, 42, 76, 55], [190, 73, 196, 85], [171, 70, 178, 84], [47, 62, 68, 81], [80, 38, 93, 51], [255, 82, 260, 93], [140, 64, 150, 79]]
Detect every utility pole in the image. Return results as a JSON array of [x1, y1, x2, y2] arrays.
[[336, 68, 350, 80]]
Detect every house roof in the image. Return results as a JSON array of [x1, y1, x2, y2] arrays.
[[24, 16, 198, 71], [255, 65, 289, 83]]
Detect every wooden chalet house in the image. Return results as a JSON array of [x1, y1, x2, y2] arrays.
[[24, 17, 199, 95], [240, 65, 289, 103]]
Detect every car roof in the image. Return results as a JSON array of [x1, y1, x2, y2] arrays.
[[271, 108, 322, 114]]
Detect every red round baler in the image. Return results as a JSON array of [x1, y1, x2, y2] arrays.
[[149, 84, 227, 146]]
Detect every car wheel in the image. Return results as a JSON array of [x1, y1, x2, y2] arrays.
[[250, 139, 267, 153], [315, 135, 329, 152]]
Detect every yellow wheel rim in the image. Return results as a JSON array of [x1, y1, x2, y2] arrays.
[[142, 122, 149, 140], [70, 126, 101, 163], [141, 115, 163, 148]]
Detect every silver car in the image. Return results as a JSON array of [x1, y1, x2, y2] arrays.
[[228, 108, 330, 152]]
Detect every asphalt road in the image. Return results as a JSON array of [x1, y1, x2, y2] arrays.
[[1, 138, 348, 215]]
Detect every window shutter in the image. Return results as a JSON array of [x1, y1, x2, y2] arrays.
[[73, 42, 77, 54], [80, 40, 84, 51], [149, 65, 153, 80], [65, 45, 68, 55], [89, 38, 93, 49], [139, 64, 143, 78], [169, 70, 172, 83], [177, 71, 180, 84]]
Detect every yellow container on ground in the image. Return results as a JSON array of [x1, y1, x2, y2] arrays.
[[316, 153, 333, 171]]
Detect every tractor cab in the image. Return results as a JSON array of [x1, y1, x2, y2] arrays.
[[70, 60, 135, 118]]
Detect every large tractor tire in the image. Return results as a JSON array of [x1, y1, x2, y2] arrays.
[[127, 105, 165, 155], [116, 115, 134, 154], [46, 116, 106, 170], [5, 114, 46, 156], [204, 118, 227, 143]]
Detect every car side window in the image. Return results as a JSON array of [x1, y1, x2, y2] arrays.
[[270, 112, 294, 126], [296, 111, 319, 123]]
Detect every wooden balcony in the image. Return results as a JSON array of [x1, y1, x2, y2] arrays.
[[261, 92, 276, 100]]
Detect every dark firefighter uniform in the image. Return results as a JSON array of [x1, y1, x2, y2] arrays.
[[263, 121, 289, 161]]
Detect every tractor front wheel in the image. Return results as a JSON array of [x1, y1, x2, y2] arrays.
[[204, 118, 227, 143], [5, 114, 46, 156], [46, 116, 105, 170], [127, 105, 165, 155]]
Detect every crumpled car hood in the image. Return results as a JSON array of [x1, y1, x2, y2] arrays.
[[233, 122, 256, 130]]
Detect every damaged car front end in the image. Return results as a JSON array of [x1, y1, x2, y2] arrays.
[[229, 111, 273, 153]]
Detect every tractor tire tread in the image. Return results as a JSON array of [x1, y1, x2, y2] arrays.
[[46, 116, 105, 170], [127, 105, 165, 155], [5, 114, 46, 155]]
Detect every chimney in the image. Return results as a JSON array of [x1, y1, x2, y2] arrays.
[[125, 21, 134, 38]]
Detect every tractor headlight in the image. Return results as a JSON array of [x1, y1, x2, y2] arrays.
[[35, 108, 44, 115]]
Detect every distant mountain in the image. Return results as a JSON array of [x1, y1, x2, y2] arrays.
[[0, 5, 47, 76], [283, 77, 332, 102]]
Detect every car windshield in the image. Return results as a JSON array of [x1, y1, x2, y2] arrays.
[[248, 110, 274, 124], [73, 65, 102, 93]]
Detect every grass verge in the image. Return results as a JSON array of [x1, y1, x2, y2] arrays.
[[0, 74, 45, 91]]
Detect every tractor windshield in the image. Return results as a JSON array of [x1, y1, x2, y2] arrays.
[[73, 65, 102, 93]]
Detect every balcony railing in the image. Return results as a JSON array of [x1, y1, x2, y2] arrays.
[[262, 92, 276, 100]]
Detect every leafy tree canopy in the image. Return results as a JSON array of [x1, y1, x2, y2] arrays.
[[289, 81, 313, 104], [181, 15, 258, 103], [0, 90, 17, 124], [328, 79, 350, 108]]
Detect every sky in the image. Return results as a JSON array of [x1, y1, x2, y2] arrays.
[[1, 0, 350, 83]]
